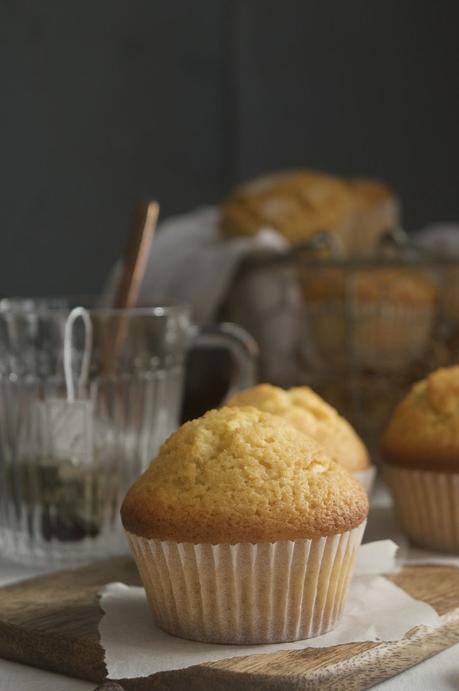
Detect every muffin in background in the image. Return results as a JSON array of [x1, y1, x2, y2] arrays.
[[349, 268, 437, 369], [383, 365, 459, 553], [222, 169, 399, 256], [122, 406, 368, 644], [301, 267, 437, 371], [299, 267, 348, 367], [227, 383, 374, 492]]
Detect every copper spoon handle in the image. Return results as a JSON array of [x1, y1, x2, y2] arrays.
[[99, 201, 159, 377]]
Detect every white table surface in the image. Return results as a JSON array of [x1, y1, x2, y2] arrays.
[[0, 485, 458, 691]]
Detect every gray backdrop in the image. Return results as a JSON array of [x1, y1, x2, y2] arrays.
[[1, 0, 459, 296]]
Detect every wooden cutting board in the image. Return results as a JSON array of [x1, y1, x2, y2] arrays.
[[0, 557, 458, 691]]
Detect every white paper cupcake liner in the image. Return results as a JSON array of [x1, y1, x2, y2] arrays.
[[126, 521, 366, 644], [353, 465, 377, 494], [385, 465, 459, 553]]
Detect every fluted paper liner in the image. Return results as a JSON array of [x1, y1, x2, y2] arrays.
[[385, 466, 459, 553], [353, 466, 376, 495], [126, 522, 366, 644]]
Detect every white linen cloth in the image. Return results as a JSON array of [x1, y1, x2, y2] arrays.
[[414, 222, 459, 255], [106, 207, 457, 330], [107, 206, 287, 323]]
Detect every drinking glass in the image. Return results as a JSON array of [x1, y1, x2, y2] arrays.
[[0, 298, 257, 565]]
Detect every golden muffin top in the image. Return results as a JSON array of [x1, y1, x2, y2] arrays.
[[121, 406, 368, 543], [221, 169, 354, 244], [351, 269, 437, 306], [227, 384, 369, 472], [382, 366, 459, 471], [302, 267, 436, 306]]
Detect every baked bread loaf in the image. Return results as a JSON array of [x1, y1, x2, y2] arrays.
[[222, 169, 353, 244], [222, 169, 399, 256]]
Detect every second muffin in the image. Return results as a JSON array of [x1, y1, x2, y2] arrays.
[[383, 365, 459, 553], [227, 384, 374, 492], [122, 406, 368, 644], [300, 267, 437, 371]]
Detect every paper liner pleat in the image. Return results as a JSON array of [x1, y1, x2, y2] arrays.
[[126, 522, 365, 644], [385, 466, 459, 553]]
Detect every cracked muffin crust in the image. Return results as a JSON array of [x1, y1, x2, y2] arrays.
[[121, 406, 368, 543], [227, 384, 369, 473]]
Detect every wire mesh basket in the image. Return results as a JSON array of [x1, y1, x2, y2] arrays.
[[221, 231, 459, 458]]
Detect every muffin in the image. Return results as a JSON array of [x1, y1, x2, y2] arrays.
[[301, 267, 437, 371], [227, 384, 375, 492], [122, 406, 368, 644], [382, 366, 459, 553], [221, 169, 399, 256], [349, 268, 437, 369], [299, 266, 348, 367]]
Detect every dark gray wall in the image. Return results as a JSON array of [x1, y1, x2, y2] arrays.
[[0, 1, 226, 295], [1, 1, 459, 296], [230, 0, 459, 227]]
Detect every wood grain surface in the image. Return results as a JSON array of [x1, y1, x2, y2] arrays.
[[0, 557, 458, 690]]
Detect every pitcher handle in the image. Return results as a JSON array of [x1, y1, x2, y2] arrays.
[[189, 322, 258, 401]]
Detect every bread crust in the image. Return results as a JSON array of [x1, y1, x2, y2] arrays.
[[221, 169, 398, 252], [222, 169, 354, 244]]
